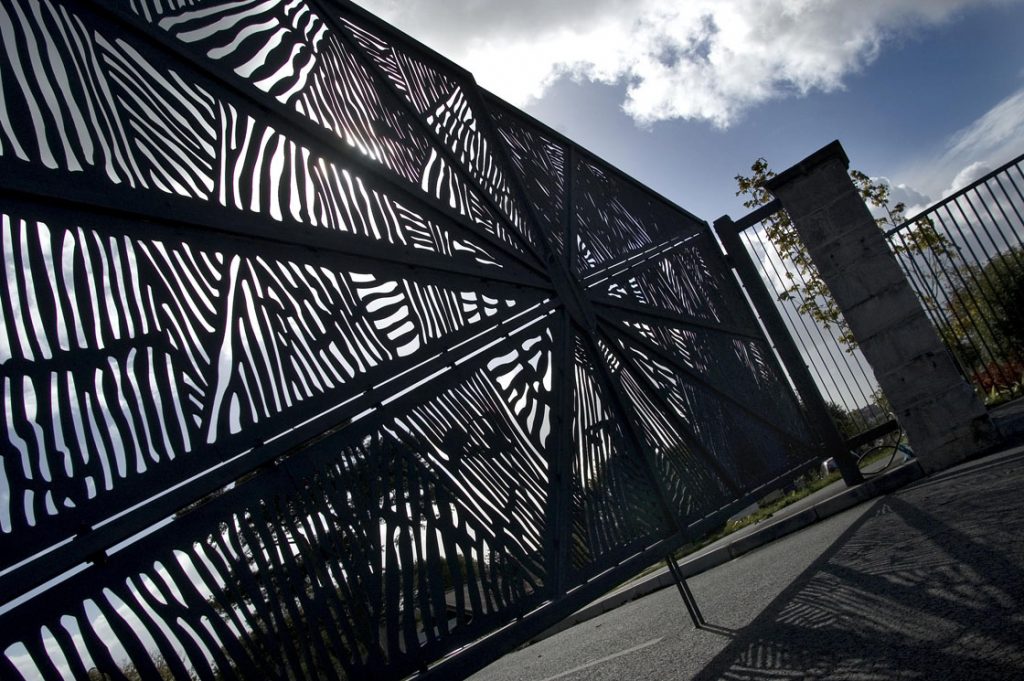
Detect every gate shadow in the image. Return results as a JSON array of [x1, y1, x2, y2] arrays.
[[692, 452, 1024, 680]]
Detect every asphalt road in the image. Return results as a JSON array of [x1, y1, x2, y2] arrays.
[[469, 448, 1024, 681], [581, 450, 913, 614]]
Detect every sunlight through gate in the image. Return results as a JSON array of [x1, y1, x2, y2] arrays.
[[0, 1, 825, 678]]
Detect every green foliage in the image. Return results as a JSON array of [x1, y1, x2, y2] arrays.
[[99, 653, 199, 681], [659, 470, 841, 569], [735, 159, 952, 351], [825, 402, 859, 439], [943, 246, 1024, 389], [985, 373, 1024, 406], [929, 245, 1024, 404]]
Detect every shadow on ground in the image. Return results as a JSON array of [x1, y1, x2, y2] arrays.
[[694, 451, 1024, 680]]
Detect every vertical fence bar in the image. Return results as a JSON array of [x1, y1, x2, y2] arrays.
[[885, 150, 1024, 400], [713, 215, 863, 486], [746, 227, 881, 434]]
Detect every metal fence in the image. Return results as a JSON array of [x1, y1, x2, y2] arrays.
[[726, 154, 1024, 446], [886, 154, 1024, 403], [732, 218, 892, 442], [0, 1, 831, 679]]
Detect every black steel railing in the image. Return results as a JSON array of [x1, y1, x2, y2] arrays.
[[733, 218, 893, 442], [886, 153, 1024, 404]]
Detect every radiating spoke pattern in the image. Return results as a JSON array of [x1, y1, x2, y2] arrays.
[[1, 1, 821, 679]]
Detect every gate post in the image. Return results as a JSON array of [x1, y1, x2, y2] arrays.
[[713, 216, 864, 486], [764, 141, 995, 473]]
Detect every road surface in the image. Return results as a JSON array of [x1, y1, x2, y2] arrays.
[[470, 447, 1024, 680]]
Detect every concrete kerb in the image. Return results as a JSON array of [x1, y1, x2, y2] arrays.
[[530, 460, 925, 643]]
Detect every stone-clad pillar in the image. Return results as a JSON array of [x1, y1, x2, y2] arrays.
[[765, 141, 995, 473]]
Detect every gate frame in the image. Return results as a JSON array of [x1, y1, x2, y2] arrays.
[[0, 4, 863, 680]]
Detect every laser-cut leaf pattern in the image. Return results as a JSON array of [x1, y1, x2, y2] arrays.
[[0, 1, 825, 679]]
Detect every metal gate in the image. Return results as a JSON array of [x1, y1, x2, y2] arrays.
[[1, 1, 825, 678]]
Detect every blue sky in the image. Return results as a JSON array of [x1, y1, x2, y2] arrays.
[[358, 0, 1024, 222]]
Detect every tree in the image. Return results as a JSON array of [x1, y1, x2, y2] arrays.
[[735, 160, 953, 351], [824, 402, 859, 439], [943, 245, 1024, 396]]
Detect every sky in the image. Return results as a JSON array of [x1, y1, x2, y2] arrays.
[[355, 0, 1024, 223]]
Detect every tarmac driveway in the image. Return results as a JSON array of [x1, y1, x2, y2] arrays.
[[470, 448, 1024, 680]]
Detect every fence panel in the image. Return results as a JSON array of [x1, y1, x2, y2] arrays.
[[735, 222, 893, 441], [886, 154, 1024, 404]]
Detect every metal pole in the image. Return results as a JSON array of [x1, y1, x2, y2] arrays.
[[712, 215, 863, 486], [665, 555, 705, 628]]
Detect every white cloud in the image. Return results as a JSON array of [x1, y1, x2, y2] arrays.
[[946, 160, 995, 195], [930, 87, 1024, 196], [890, 86, 1024, 205], [356, 0, 1016, 128], [866, 82, 1024, 216], [885, 180, 932, 211], [865, 177, 934, 219], [946, 89, 1024, 162]]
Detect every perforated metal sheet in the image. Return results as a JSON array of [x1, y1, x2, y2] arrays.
[[0, 1, 821, 679]]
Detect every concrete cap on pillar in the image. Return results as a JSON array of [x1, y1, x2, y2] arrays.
[[765, 140, 850, 192]]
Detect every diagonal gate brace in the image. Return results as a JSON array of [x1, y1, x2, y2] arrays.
[[665, 555, 705, 628]]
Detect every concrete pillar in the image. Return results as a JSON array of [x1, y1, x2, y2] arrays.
[[765, 141, 995, 473]]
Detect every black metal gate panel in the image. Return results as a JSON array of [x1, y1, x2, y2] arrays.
[[0, 1, 821, 679]]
